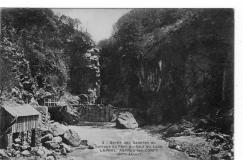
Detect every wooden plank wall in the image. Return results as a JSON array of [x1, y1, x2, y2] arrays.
[[78, 105, 117, 122], [11, 116, 39, 133]]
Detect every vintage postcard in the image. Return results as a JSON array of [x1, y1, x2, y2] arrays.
[[0, 8, 234, 160]]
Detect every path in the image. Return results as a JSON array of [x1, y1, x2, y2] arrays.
[[67, 122, 196, 160]]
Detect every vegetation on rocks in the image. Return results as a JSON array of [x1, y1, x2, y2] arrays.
[[0, 8, 99, 104], [99, 9, 234, 134], [98, 9, 234, 159]]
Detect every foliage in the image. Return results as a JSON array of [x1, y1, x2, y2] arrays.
[[0, 8, 96, 102], [99, 9, 234, 126]]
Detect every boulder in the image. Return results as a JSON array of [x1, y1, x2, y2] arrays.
[[46, 155, 55, 160], [168, 140, 176, 149], [88, 145, 94, 149], [21, 150, 31, 156], [80, 140, 88, 146], [61, 148, 67, 155], [44, 141, 60, 150], [12, 143, 20, 150], [16, 153, 20, 158], [49, 122, 66, 136], [14, 138, 21, 144], [116, 112, 138, 129], [52, 136, 62, 143], [42, 147, 53, 155], [36, 148, 45, 157], [164, 124, 183, 137], [6, 149, 13, 157], [41, 134, 53, 143], [60, 143, 72, 153], [21, 145, 31, 151], [63, 129, 81, 147], [12, 150, 20, 157], [175, 145, 183, 151], [189, 153, 198, 158]]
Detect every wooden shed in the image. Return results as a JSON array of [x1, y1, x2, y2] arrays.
[[0, 103, 40, 149]]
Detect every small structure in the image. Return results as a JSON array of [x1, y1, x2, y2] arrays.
[[0, 103, 40, 149], [44, 98, 59, 108]]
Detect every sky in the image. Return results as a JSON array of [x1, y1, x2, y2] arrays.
[[52, 9, 130, 43]]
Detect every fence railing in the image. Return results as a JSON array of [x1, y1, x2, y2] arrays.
[[43, 98, 59, 107]]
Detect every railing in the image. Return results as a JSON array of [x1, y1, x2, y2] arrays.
[[43, 98, 59, 107]]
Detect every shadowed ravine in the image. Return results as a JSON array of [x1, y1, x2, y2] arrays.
[[68, 123, 195, 160]]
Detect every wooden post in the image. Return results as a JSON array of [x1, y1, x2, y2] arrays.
[[108, 108, 110, 121], [7, 133, 12, 149], [20, 132, 24, 144], [31, 129, 36, 147]]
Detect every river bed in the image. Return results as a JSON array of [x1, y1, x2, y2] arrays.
[[67, 122, 195, 160]]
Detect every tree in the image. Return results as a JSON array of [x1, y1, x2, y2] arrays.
[[1, 8, 98, 101], [99, 9, 234, 125]]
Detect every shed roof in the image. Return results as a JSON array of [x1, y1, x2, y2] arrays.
[[3, 103, 40, 117]]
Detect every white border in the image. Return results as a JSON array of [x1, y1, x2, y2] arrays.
[[0, 0, 243, 159], [0, 0, 241, 8]]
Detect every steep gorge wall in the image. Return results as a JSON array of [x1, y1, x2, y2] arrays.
[[99, 9, 234, 127], [0, 9, 100, 104]]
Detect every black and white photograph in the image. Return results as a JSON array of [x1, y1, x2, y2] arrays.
[[0, 7, 235, 160]]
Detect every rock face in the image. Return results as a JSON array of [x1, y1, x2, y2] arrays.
[[63, 129, 81, 147], [116, 112, 138, 129]]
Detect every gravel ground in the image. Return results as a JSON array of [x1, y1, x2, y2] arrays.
[[67, 122, 196, 160]]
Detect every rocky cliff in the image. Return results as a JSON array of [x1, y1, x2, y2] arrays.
[[99, 9, 233, 132], [0, 9, 100, 104]]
